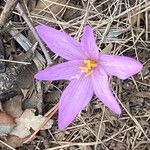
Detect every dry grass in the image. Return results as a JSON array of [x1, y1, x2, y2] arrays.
[[4, 0, 150, 149]]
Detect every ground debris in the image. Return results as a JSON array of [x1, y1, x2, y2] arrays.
[[0, 0, 150, 149]]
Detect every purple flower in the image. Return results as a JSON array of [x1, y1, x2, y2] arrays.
[[34, 25, 143, 129]]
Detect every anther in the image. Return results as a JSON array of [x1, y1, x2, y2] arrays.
[[80, 59, 98, 77]]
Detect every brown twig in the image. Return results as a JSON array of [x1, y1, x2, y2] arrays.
[[16, 2, 53, 65], [24, 103, 59, 143], [0, 0, 19, 29], [133, 91, 150, 99], [44, 103, 59, 117], [0, 140, 16, 150], [8, 25, 46, 69]]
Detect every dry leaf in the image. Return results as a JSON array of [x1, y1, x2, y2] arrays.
[[0, 112, 15, 136], [10, 109, 53, 138], [0, 135, 28, 148], [21, 88, 29, 99], [101, 43, 113, 54], [3, 95, 23, 118]]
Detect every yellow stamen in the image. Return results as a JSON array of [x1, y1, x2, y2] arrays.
[[80, 59, 98, 77], [85, 70, 94, 77], [80, 66, 88, 71]]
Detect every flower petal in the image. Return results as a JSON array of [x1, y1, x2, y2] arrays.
[[81, 25, 99, 59], [100, 54, 143, 80], [34, 60, 83, 81], [36, 25, 85, 60], [92, 67, 121, 114], [58, 76, 93, 129]]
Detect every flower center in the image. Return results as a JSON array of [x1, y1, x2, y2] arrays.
[[80, 59, 98, 77]]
